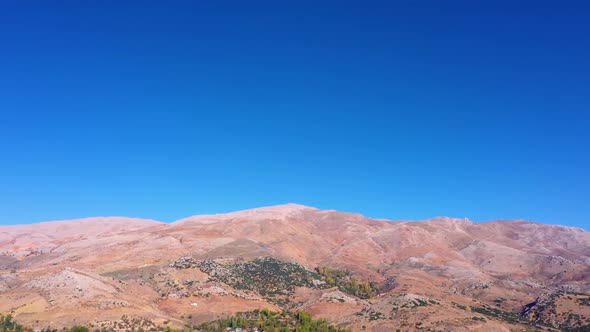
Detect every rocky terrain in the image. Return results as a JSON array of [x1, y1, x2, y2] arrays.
[[1, 203, 589, 331]]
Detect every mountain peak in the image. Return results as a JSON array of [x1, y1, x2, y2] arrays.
[[173, 203, 318, 225], [221, 203, 318, 219], [250, 203, 319, 212]]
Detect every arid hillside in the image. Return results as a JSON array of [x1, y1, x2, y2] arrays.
[[1, 204, 589, 331]]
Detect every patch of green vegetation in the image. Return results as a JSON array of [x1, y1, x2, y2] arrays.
[[197, 257, 320, 300], [2, 310, 346, 332], [452, 302, 467, 310], [315, 267, 378, 299], [196, 310, 348, 332], [68, 328, 89, 332], [471, 306, 520, 324], [399, 298, 433, 309], [1, 315, 31, 332], [368, 311, 384, 321], [414, 299, 429, 307]]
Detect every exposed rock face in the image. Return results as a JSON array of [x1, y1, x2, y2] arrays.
[[0, 204, 589, 331], [521, 293, 555, 321], [24, 268, 123, 308], [168, 256, 197, 269]]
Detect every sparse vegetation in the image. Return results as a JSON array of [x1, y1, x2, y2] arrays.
[[0, 315, 90, 332], [471, 305, 520, 324], [197, 257, 321, 299], [494, 298, 506, 306], [577, 296, 590, 307], [400, 297, 434, 309], [520, 292, 590, 330], [68, 327, 88, 332], [368, 311, 384, 321]]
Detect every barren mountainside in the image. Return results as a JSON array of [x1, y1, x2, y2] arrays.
[[1, 204, 589, 331]]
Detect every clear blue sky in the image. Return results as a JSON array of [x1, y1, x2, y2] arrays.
[[1, 1, 589, 228]]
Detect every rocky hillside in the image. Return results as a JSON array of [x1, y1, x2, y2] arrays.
[[0, 204, 589, 331]]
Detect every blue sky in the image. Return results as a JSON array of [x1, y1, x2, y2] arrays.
[[0, 1, 589, 228]]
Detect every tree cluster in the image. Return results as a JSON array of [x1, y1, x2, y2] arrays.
[[0, 315, 88, 332], [315, 267, 378, 299], [196, 309, 347, 332]]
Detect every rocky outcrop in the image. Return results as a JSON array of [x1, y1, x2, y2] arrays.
[[521, 292, 590, 330]]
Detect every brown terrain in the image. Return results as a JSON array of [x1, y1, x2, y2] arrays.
[[1, 204, 589, 331]]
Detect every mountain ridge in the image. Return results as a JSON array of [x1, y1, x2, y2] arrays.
[[2, 203, 584, 230]]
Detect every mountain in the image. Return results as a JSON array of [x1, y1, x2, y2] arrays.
[[1, 204, 589, 331]]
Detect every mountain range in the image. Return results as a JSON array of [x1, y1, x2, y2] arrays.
[[1, 204, 589, 331]]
